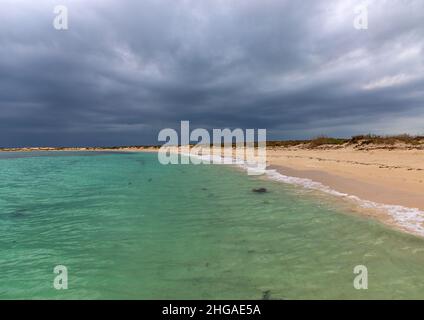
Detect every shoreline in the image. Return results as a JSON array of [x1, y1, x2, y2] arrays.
[[264, 165, 424, 237], [0, 146, 160, 152], [264, 147, 424, 237], [3, 145, 424, 236], [266, 148, 424, 211], [179, 145, 424, 237], [269, 164, 424, 211]]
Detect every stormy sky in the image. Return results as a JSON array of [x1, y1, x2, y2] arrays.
[[1, 0, 423, 147]]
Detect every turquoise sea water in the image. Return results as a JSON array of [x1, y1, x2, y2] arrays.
[[1, 151, 424, 299]]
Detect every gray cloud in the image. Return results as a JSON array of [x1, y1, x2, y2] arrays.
[[0, 0, 423, 147]]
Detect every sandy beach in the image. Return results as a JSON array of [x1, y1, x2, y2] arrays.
[[2, 142, 423, 235], [159, 139, 424, 235], [4, 143, 422, 211], [267, 147, 424, 211]]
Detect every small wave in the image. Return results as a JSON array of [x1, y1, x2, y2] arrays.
[[184, 152, 424, 236], [264, 169, 424, 236]]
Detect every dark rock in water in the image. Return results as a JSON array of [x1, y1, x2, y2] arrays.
[[262, 290, 271, 300], [10, 209, 28, 218], [252, 187, 267, 193], [148, 178, 152, 182]]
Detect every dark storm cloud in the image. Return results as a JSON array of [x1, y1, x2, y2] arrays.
[[0, 0, 423, 147]]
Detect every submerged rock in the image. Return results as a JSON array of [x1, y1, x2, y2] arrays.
[[9, 209, 28, 218], [252, 187, 267, 193], [262, 290, 271, 300]]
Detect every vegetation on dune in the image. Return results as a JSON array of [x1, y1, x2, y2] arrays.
[[349, 134, 424, 146], [266, 134, 424, 149]]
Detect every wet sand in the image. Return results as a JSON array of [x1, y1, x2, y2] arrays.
[[267, 147, 424, 210]]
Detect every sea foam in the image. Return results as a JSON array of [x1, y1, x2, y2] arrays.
[[263, 169, 424, 236], [184, 152, 424, 237]]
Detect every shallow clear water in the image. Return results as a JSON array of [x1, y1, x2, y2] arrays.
[[1, 151, 424, 299]]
